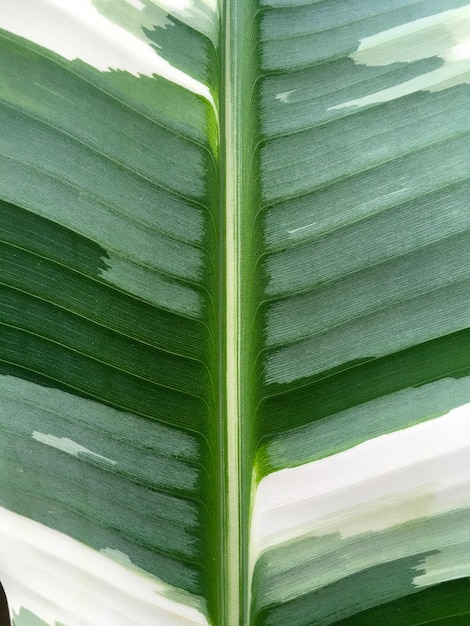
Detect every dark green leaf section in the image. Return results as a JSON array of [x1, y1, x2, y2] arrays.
[[253, 552, 436, 626], [332, 578, 470, 626], [0, 203, 205, 358], [0, 285, 205, 397], [252, 0, 470, 623], [261, 374, 470, 472], [0, 324, 205, 428], [0, 24, 220, 612], [259, 329, 470, 442]]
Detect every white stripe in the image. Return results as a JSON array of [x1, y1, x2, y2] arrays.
[[329, 62, 470, 110], [0, 0, 212, 100], [351, 7, 470, 66], [0, 507, 209, 626], [252, 405, 470, 559]]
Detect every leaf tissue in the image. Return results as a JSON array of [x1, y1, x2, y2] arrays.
[[1, 1, 470, 625]]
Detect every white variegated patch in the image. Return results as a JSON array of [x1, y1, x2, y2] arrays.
[[330, 5, 470, 110], [275, 90, 297, 103], [156, 0, 218, 31], [0, 0, 212, 99], [32, 432, 117, 465], [0, 507, 209, 626], [251, 405, 470, 561]]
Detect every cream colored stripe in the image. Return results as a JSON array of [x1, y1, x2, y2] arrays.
[[0, 507, 209, 626], [0, 0, 213, 100], [252, 405, 470, 558]]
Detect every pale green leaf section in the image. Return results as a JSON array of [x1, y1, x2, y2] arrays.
[[413, 542, 470, 587], [263, 139, 470, 250], [263, 376, 470, 469], [100, 251, 202, 316], [252, 510, 470, 624], [266, 278, 470, 384], [266, 229, 470, 347], [13, 608, 66, 626], [256, 510, 470, 605], [0, 111, 206, 277], [0, 375, 200, 491], [350, 9, 470, 68]]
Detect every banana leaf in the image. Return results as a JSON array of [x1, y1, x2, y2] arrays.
[[1, 1, 470, 624]]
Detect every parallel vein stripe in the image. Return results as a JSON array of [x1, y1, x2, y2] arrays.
[[265, 255, 470, 350], [0, 101, 210, 211], [260, 0, 429, 39], [0, 303, 207, 398], [262, 102, 469, 188], [0, 35, 214, 153], [260, 375, 470, 470], [0, 351, 206, 433], [263, 169, 470, 252], [0, 255, 206, 357], [0, 453, 201, 562], [0, 376, 200, 463], [0, 171, 204, 287]]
